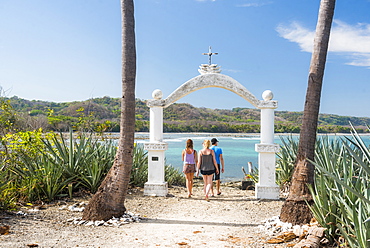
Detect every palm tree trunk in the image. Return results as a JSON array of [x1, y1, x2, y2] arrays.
[[82, 0, 136, 221], [280, 0, 336, 225]]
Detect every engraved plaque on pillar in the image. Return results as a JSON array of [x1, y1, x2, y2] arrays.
[[144, 142, 168, 151]]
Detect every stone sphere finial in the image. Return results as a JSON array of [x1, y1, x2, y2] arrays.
[[152, 89, 163, 100], [262, 90, 273, 101]]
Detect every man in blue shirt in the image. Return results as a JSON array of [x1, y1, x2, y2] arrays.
[[210, 138, 224, 195]]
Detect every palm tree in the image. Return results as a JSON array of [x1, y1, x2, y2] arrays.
[[82, 0, 136, 221], [280, 0, 336, 225]]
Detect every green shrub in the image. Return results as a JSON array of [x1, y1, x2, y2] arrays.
[[0, 168, 17, 210]]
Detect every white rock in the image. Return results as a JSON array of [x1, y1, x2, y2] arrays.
[[77, 220, 86, 225], [85, 221, 94, 226], [68, 205, 85, 212], [120, 218, 130, 222], [68, 210, 141, 227], [259, 216, 293, 235], [94, 221, 105, 226], [28, 209, 40, 212]]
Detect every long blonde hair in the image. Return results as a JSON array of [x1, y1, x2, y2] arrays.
[[202, 139, 211, 149]]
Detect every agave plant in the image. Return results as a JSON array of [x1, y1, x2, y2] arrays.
[[308, 136, 347, 243], [41, 130, 94, 179], [310, 130, 370, 248], [77, 140, 116, 193], [40, 130, 116, 193], [275, 135, 298, 190], [130, 144, 148, 187], [165, 163, 185, 186], [33, 156, 74, 201], [0, 128, 186, 205]]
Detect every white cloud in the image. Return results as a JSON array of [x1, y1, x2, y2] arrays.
[[276, 22, 315, 52], [236, 1, 272, 7], [277, 20, 370, 68]]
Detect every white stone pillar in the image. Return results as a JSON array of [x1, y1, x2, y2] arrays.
[[255, 90, 280, 199], [144, 89, 168, 196], [260, 108, 274, 144], [150, 107, 163, 142]]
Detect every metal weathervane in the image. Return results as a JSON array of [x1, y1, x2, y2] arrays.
[[202, 46, 218, 65]]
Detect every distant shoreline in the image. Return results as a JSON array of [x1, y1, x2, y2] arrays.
[[133, 132, 370, 140], [64, 132, 369, 141]]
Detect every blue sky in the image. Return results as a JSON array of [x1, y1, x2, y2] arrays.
[[1, 0, 370, 117]]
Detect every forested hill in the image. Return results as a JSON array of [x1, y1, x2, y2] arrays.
[[4, 96, 370, 133]]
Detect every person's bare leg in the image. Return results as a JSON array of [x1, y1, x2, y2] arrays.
[[185, 173, 192, 197], [216, 179, 221, 195], [205, 175, 213, 201], [202, 175, 207, 196], [211, 181, 214, 196], [189, 173, 194, 195], [205, 179, 211, 195]]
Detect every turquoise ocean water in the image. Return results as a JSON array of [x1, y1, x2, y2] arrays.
[[133, 133, 370, 182], [136, 133, 262, 181]]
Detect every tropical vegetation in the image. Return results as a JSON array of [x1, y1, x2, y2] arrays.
[[0, 129, 184, 209], [1, 93, 369, 246], [3, 96, 370, 134], [275, 130, 370, 248]]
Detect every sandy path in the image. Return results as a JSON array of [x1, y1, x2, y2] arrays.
[[0, 182, 288, 248]]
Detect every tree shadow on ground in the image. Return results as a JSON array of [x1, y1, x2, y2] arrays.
[[141, 218, 259, 227], [178, 195, 284, 203]]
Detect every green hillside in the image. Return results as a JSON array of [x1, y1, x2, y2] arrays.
[[3, 96, 370, 133]]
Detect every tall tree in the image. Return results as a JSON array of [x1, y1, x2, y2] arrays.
[[82, 0, 136, 221], [280, 0, 336, 225]]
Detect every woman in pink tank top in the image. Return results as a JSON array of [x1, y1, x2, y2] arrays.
[[182, 139, 198, 198]]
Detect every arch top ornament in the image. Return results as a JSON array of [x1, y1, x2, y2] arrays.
[[147, 73, 277, 109]]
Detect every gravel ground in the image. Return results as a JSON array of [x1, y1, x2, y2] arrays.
[[0, 181, 292, 248]]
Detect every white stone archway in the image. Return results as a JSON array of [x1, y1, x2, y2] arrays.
[[144, 65, 280, 199]]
